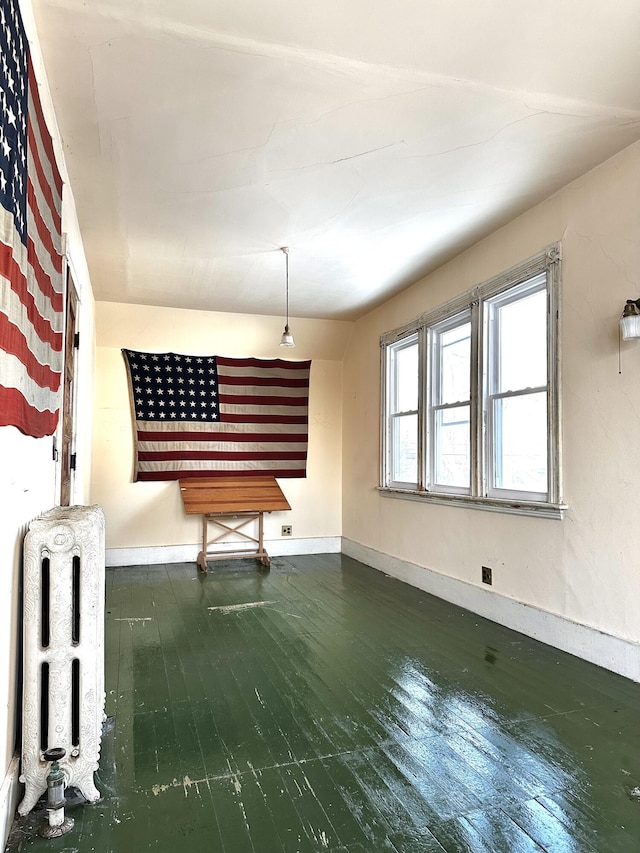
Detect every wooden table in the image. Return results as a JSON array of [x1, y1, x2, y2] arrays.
[[179, 476, 291, 572]]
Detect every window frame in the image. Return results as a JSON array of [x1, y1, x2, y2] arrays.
[[386, 332, 420, 488], [380, 244, 564, 519], [484, 274, 549, 502]]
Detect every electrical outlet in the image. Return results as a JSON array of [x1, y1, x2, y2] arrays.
[[281, 525, 292, 537], [482, 566, 493, 585]]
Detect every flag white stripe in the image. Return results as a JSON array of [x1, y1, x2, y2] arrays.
[[138, 459, 305, 472], [0, 209, 62, 332], [27, 91, 63, 215], [26, 200, 62, 292], [0, 277, 62, 370], [220, 403, 306, 417], [27, 145, 62, 253], [26, 263, 63, 333], [0, 207, 23, 251], [27, 86, 63, 290], [218, 381, 309, 398], [0, 349, 58, 412], [219, 365, 310, 381], [137, 420, 308, 435], [138, 440, 307, 453]]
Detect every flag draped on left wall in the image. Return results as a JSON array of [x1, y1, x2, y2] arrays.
[[122, 350, 312, 481], [0, 0, 64, 438]]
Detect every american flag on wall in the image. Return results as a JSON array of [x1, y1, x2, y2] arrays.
[[122, 350, 311, 481], [0, 0, 63, 438]]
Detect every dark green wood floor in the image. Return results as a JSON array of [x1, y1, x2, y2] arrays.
[[8, 554, 640, 852]]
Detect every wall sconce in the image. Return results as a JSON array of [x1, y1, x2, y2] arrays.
[[620, 299, 640, 340]]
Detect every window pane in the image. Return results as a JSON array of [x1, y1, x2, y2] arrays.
[[497, 288, 546, 392], [434, 405, 470, 488], [493, 392, 547, 493], [393, 342, 418, 413], [392, 414, 417, 484], [439, 322, 470, 404]]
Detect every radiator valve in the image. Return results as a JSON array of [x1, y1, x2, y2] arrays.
[[39, 747, 74, 838]]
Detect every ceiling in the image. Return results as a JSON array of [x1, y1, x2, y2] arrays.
[[32, 0, 640, 321]]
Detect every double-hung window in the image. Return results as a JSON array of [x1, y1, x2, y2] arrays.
[[485, 275, 548, 501], [429, 312, 472, 494], [381, 245, 563, 517], [387, 334, 420, 486]]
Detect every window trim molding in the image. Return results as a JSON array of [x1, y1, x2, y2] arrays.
[[378, 485, 567, 519], [379, 243, 565, 518]]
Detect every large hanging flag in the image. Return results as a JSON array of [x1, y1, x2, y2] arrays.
[[122, 350, 311, 481], [0, 0, 64, 438]]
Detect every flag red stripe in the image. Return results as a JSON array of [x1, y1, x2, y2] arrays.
[[138, 450, 308, 461], [27, 63, 64, 197], [0, 313, 61, 390], [219, 393, 308, 407], [136, 469, 307, 481], [219, 374, 310, 388], [216, 356, 311, 371], [137, 430, 308, 442], [0, 384, 58, 437], [26, 236, 64, 313], [27, 180, 62, 274], [0, 245, 62, 349], [27, 121, 61, 230]]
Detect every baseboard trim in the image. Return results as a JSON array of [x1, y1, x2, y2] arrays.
[[266, 536, 342, 557], [105, 537, 341, 567], [0, 754, 20, 850], [342, 538, 640, 683]]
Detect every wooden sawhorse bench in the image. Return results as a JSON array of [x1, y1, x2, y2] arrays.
[[179, 476, 291, 572]]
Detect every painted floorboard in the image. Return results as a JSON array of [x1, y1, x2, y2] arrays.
[[6, 554, 640, 852]]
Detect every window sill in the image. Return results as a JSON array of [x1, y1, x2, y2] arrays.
[[378, 486, 567, 520]]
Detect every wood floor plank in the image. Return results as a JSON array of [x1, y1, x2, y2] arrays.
[[457, 807, 546, 852], [505, 795, 601, 853]]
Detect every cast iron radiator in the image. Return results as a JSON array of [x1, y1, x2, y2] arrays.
[[19, 505, 106, 815]]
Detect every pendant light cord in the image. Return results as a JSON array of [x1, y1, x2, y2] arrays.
[[279, 246, 294, 346], [285, 249, 289, 328], [618, 323, 622, 374]]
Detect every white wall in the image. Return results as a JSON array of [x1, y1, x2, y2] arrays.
[[0, 197, 96, 853], [0, 254, 95, 850], [0, 432, 56, 841], [342, 140, 640, 679], [92, 302, 352, 560], [0, 1, 96, 844]]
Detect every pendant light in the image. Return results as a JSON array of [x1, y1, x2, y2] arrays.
[[279, 247, 295, 347], [619, 298, 640, 340]]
